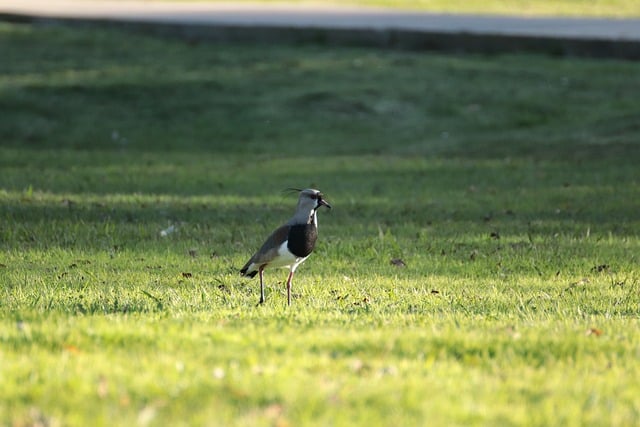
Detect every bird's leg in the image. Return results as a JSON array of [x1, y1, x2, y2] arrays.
[[258, 267, 266, 305], [286, 270, 294, 306]]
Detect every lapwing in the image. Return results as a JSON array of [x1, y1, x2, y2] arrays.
[[240, 188, 331, 306]]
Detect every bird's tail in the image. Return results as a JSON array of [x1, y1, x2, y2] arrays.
[[240, 266, 258, 278]]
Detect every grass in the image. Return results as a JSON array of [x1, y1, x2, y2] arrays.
[[130, 0, 640, 18], [346, 0, 640, 17], [1, 21, 640, 426]]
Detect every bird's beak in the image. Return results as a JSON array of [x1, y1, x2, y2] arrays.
[[318, 198, 332, 210]]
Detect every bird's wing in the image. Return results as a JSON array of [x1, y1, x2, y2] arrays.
[[240, 224, 290, 274]]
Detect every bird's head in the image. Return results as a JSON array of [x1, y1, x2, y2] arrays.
[[290, 188, 332, 212]]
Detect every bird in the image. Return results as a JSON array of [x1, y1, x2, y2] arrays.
[[240, 188, 331, 306]]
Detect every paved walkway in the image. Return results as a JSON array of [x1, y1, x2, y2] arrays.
[[2, 1, 640, 58]]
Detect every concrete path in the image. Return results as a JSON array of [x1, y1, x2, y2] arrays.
[[2, 1, 639, 59]]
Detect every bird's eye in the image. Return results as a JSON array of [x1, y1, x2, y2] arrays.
[[309, 194, 318, 200]]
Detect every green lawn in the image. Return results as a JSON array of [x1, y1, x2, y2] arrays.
[[1, 22, 640, 426]]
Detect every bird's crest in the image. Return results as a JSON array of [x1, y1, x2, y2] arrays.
[[284, 187, 303, 195]]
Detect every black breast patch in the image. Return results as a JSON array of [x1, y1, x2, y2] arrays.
[[287, 224, 318, 258]]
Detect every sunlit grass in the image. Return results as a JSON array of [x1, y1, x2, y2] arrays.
[[336, 0, 640, 17], [130, 0, 640, 18]]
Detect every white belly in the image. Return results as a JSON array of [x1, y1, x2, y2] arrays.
[[270, 241, 309, 271]]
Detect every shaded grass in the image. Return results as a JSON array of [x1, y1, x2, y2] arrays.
[[1, 22, 639, 426]]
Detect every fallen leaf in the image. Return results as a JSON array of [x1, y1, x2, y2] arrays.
[[64, 344, 81, 354], [586, 328, 603, 337], [25, 408, 49, 427], [181, 272, 193, 278], [349, 358, 372, 374], [120, 394, 131, 407], [97, 376, 109, 398], [264, 403, 284, 419], [591, 264, 610, 273], [430, 289, 440, 295], [390, 258, 406, 267], [564, 278, 589, 292], [350, 358, 364, 372]]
